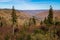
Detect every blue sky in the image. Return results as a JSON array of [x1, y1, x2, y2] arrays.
[[0, 0, 60, 10]]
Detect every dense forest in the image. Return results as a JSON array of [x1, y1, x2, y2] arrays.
[[0, 6, 60, 40]]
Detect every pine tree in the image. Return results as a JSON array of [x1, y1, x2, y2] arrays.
[[11, 6, 17, 35], [0, 16, 3, 27], [29, 16, 36, 26], [40, 20, 43, 26], [48, 5, 53, 24], [11, 6, 17, 25], [32, 16, 36, 25], [44, 17, 47, 24], [29, 18, 31, 26]]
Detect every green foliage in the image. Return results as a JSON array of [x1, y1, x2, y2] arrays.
[[0, 5, 60, 40], [47, 5, 53, 24], [31, 28, 58, 40], [32, 16, 36, 25], [28, 18, 33, 26], [29, 16, 36, 26], [0, 21, 3, 27], [16, 37, 24, 40], [5, 35, 9, 40], [44, 17, 47, 24], [11, 6, 17, 35], [23, 20, 29, 32], [34, 29, 45, 35], [54, 17, 60, 25], [43, 5, 54, 26], [26, 34, 31, 40], [16, 33, 31, 40], [55, 21, 60, 25], [16, 31, 25, 40], [40, 20, 43, 26], [11, 6, 17, 24], [0, 16, 3, 27]]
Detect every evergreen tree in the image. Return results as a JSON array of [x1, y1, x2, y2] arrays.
[[11, 6, 17, 35], [32, 16, 36, 25], [29, 18, 31, 26], [0, 16, 3, 27], [29, 16, 36, 26], [11, 6, 17, 25], [44, 17, 47, 24], [48, 5, 53, 24], [40, 20, 43, 26]]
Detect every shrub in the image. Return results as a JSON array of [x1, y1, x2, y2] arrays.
[[5, 35, 9, 40]]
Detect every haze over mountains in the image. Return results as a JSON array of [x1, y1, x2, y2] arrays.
[[20, 10, 60, 20], [0, 9, 60, 21]]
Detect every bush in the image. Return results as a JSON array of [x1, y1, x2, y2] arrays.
[[26, 34, 31, 40], [34, 29, 46, 35], [5, 35, 9, 40]]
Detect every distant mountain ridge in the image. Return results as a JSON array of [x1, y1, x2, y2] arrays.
[[0, 9, 60, 20]]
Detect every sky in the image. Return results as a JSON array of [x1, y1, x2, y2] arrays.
[[0, 0, 60, 10]]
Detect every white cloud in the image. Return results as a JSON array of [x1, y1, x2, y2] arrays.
[[0, 0, 12, 2]]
